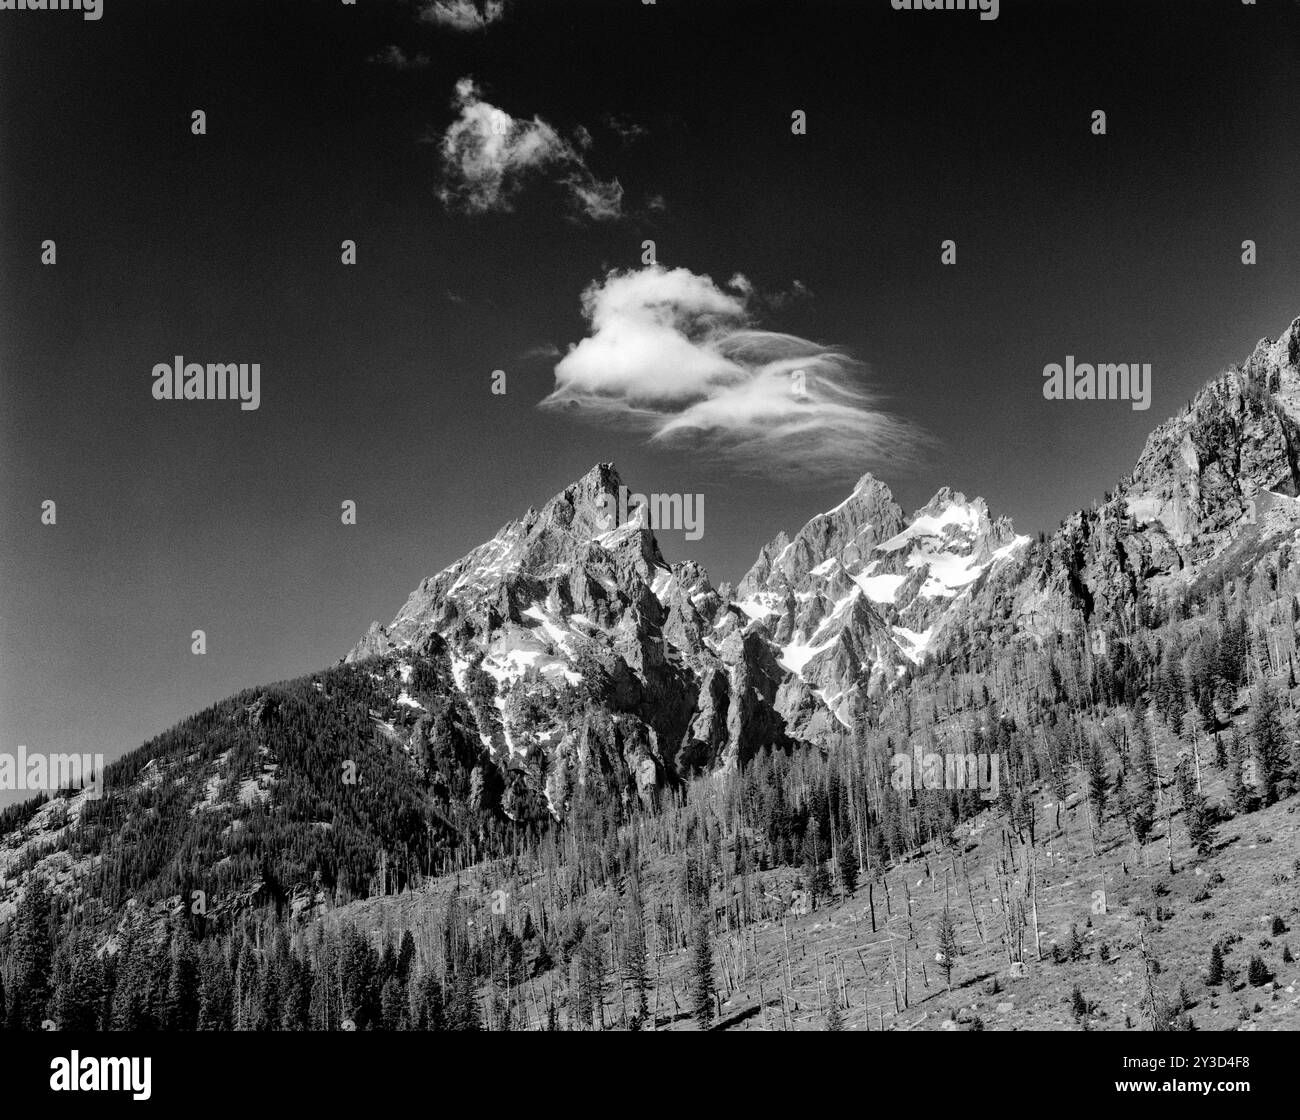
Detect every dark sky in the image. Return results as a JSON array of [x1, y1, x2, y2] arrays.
[[2, 0, 1298, 790]]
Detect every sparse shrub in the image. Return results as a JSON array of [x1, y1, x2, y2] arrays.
[[1271, 916, 1286, 936], [1070, 984, 1088, 1019]]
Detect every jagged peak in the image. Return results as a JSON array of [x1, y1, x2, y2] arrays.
[[1247, 315, 1300, 368], [913, 486, 988, 525], [819, 471, 896, 518]]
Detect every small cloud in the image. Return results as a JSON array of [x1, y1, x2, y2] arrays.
[[418, 0, 505, 31], [562, 174, 624, 223], [763, 278, 813, 310], [728, 273, 755, 299], [369, 45, 431, 70], [602, 113, 650, 144], [539, 265, 926, 477], [522, 342, 562, 361], [436, 78, 623, 222]]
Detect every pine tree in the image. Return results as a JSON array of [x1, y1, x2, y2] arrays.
[[1247, 955, 1272, 987], [164, 922, 200, 1031], [1085, 738, 1109, 823], [1123, 715, 1157, 844], [825, 1000, 844, 1031], [1206, 942, 1224, 986], [621, 894, 650, 1027], [397, 930, 416, 983], [54, 933, 105, 1031], [1070, 984, 1088, 1020], [837, 841, 859, 896], [1227, 729, 1252, 814], [9, 878, 54, 1030], [691, 911, 715, 1029], [936, 906, 959, 990], [413, 969, 444, 1031], [578, 934, 606, 1030], [1248, 681, 1288, 804], [380, 975, 406, 1030], [197, 942, 233, 1031], [111, 925, 158, 1031], [445, 967, 481, 1031]]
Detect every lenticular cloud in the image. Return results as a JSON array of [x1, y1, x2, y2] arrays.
[[539, 265, 925, 476]]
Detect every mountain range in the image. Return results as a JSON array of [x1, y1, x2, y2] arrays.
[[3, 313, 1299, 961]]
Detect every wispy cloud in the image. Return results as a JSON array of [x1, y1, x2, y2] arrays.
[[435, 78, 623, 222], [368, 45, 431, 70], [417, 0, 505, 31], [539, 265, 927, 476]]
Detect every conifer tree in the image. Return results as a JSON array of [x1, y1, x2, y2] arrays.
[[1227, 728, 1253, 814], [1248, 680, 1288, 804], [164, 922, 200, 1031], [1206, 942, 1224, 986], [837, 841, 859, 896], [936, 906, 959, 990], [8, 878, 54, 1030], [197, 942, 233, 1031], [54, 933, 105, 1031], [691, 910, 715, 1030]]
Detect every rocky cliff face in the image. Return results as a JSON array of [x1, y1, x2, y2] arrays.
[[1021, 317, 1300, 635]]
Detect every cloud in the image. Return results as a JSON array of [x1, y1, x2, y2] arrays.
[[436, 79, 623, 221], [418, 0, 505, 31], [522, 342, 562, 361], [539, 266, 926, 476], [369, 45, 431, 69], [602, 113, 649, 144]]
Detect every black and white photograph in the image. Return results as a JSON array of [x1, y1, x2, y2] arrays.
[[1, 0, 1298, 1099]]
